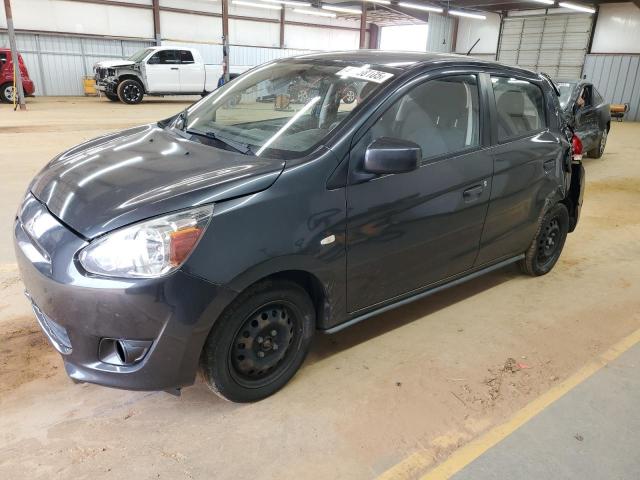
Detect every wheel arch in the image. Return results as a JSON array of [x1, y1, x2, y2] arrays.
[[117, 74, 146, 92], [229, 269, 331, 330]]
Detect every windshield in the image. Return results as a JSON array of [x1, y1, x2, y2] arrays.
[[557, 82, 576, 109], [127, 48, 153, 63], [183, 60, 389, 158]]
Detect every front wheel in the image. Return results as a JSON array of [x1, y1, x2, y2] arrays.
[[588, 127, 608, 159], [117, 79, 144, 104], [0, 83, 15, 103], [519, 203, 570, 276], [200, 279, 315, 402]]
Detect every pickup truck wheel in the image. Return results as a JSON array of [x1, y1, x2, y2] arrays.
[[200, 279, 315, 402], [519, 203, 569, 276], [105, 91, 120, 102], [588, 127, 608, 159], [117, 79, 144, 104], [0, 83, 15, 103]]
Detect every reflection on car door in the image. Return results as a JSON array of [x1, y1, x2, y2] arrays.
[[476, 74, 564, 265], [144, 50, 180, 92], [345, 73, 493, 312]]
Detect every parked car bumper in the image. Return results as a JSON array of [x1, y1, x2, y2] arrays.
[[14, 194, 236, 391], [23, 79, 35, 96]]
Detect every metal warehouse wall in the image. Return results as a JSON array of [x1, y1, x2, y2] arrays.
[[0, 32, 153, 96], [583, 55, 640, 122], [426, 13, 454, 54]]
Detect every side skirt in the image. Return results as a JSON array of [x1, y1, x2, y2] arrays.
[[323, 254, 524, 334]]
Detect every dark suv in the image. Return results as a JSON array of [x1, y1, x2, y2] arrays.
[[14, 51, 584, 402]]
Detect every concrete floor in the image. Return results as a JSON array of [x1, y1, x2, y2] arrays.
[[1, 97, 640, 479]]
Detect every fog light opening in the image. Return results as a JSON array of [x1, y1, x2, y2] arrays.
[[115, 340, 127, 364]]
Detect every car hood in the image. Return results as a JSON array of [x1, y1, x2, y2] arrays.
[[94, 59, 135, 69], [30, 125, 285, 239]]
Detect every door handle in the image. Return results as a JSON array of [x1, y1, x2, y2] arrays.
[[170, 67, 179, 70], [544, 159, 556, 173], [463, 184, 484, 202]]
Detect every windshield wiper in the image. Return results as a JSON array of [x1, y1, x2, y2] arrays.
[[188, 129, 256, 156]]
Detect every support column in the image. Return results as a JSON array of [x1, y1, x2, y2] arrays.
[[222, 0, 230, 83], [152, 0, 161, 45], [359, 6, 367, 49], [280, 7, 285, 49], [3, 0, 26, 110]]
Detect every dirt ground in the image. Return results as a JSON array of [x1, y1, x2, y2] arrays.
[[1, 97, 639, 480]]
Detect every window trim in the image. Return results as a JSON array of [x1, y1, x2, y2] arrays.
[[488, 73, 549, 145], [350, 70, 488, 172]]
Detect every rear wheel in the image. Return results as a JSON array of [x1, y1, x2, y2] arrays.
[[117, 79, 144, 104], [0, 83, 15, 103], [519, 203, 569, 276], [200, 279, 315, 402], [588, 127, 608, 159]]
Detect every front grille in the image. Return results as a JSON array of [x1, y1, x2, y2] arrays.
[[27, 293, 72, 355]]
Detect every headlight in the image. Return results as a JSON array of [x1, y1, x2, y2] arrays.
[[78, 205, 213, 278]]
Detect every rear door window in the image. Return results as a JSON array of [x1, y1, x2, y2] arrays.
[[491, 76, 546, 142], [179, 50, 195, 64]]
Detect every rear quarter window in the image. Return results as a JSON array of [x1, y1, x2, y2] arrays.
[[491, 76, 546, 142]]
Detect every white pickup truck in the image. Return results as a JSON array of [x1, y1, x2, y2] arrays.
[[94, 46, 220, 104]]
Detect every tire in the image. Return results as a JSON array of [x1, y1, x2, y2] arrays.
[[105, 91, 120, 102], [342, 86, 357, 104], [117, 79, 144, 104], [588, 127, 608, 159], [519, 203, 570, 276], [200, 279, 315, 402], [0, 83, 15, 103]]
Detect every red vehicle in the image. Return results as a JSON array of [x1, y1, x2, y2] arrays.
[[0, 49, 35, 103]]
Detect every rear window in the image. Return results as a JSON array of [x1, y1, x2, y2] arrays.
[[179, 50, 194, 64], [492, 76, 546, 142]]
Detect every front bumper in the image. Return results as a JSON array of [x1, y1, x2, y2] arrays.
[[14, 194, 236, 391]]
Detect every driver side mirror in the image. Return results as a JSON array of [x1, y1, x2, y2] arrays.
[[363, 137, 421, 174]]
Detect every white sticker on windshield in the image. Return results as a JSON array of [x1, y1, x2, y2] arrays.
[[336, 66, 394, 84]]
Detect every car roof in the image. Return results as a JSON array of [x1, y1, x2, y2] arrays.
[[290, 50, 540, 77]]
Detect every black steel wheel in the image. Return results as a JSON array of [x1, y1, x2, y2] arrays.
[[229, 302, 298, 387], [520, 203, 569, 276], [200, 279, 315, 402], [117, 79, 144, 104]]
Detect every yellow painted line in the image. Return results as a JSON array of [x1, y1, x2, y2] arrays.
[[378, 326, 640, 480]]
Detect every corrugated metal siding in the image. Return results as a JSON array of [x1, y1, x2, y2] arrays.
[[583, 54, 640, 122], [498, 13, 593, 78], [162, 40, 315, 72], [0, 32, 153, 95], [426, 13, 454, 53]]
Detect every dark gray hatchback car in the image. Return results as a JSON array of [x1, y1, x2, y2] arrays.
[[15, 51, 584, 402]]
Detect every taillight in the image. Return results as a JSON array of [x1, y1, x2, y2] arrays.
[[572, 134, 583, 161]]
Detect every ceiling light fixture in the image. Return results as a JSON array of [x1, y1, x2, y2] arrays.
[[398, 2, 443, 13], [321, 5, 363, 14], [448, 9, 486, 19], [260, 0, 311, 6], [233, 0, 282, 9], [558, 1, 596, 13], [366, 0, 391, 4], [293, 7, 337, 17], [530, 0, 555, 4]]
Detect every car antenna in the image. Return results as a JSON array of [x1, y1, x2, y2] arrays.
[[466, 38, 481, 56]]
